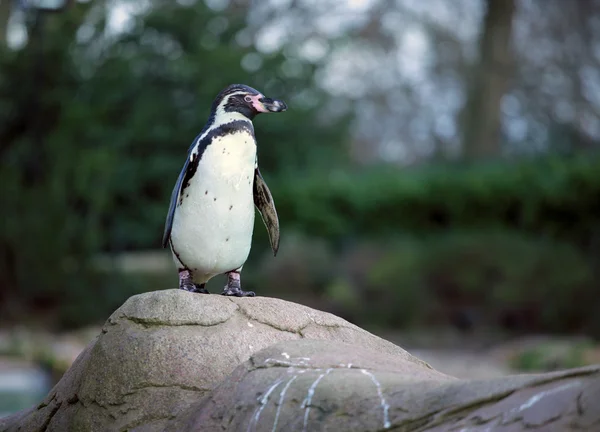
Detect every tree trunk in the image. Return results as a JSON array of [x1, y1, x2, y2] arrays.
[[462, 0, 516, 159], [0, 0, 11, 48]]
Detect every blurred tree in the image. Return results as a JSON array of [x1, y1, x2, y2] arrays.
[[0, 0, 92, 322], [461, 0, 516, 159], [0, 0, 9, 47], [254, 0, 600, 162], [507, 0, 600, 154]]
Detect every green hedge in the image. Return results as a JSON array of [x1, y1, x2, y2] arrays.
[[271, 154, 600, 248], [249, 229, 599, 336]]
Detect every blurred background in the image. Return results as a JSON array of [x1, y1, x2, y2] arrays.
[[2, 0, 600, 417]]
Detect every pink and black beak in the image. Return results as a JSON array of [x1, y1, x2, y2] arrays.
[[249, 94, 287, 113]]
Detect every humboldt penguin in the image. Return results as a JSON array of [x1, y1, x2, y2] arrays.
[[162, 84, 286, 297]]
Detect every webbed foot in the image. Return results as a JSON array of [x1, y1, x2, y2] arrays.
[[192, 283, 209, 294], [221, 271, 255, 297], [179, 270, 209, 294]]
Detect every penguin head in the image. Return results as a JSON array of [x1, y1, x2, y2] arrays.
[[211, 84, 287, 120]]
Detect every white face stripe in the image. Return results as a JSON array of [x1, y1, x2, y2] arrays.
[[189, 91, 258, 161], [215, 91, 262, 113], [214, 92, 246, 120]]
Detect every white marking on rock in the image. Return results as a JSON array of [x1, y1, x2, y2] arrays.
[[272, 375, 298, 432], [516, 381, 581, 413], [302, 368, 333, 432], [281, 352, 290, 359], [247, 322, 254, 327], [264, 359, 295, 367], [247, 379, 284, 432], [361, 369, 390, 429], [264, 357, 310, 368]]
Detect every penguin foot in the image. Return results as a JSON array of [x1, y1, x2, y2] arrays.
[[178, 269, 209, 294], [193, 283, 210, 294], [221, 271, 255, 297], [222, 286, 255, 297]]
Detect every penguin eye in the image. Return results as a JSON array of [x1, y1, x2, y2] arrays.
[[244, 95, 252, 103]]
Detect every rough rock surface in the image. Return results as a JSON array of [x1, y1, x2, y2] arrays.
[[166, 340, 600, 432], [2, 289, 599, 432], [0, 289, 429, 432]]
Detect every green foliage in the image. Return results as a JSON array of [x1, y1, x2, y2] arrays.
[[279, 230, 597, 334], [273, 154, 600, 246], [0, 3, 103, 323], [377, 231, 593, 331], [264, 154, 600, 332], [509, 340, 594, 372], [249, 233, 335, 298]]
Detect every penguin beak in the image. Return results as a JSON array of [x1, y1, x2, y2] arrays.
[[259, 97, 287, 113], [251, 95, 287, 113]]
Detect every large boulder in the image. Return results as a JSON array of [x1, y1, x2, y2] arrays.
[[167, 339, 600, 432], [2, 289, 599, 432], [0, 289, 430, 432]]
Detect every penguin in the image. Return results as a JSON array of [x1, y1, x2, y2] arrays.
[[162, 84, 287, 297]]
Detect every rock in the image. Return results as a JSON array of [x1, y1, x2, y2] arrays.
[[2, 289, 599, 432], [165, 340, 600, 432], [0, 289, 428, 432], [165, 339, 453, 432]]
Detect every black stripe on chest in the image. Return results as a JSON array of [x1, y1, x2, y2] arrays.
[[180, 120, 254, 198]]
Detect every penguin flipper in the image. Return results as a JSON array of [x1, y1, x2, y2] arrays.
[[162, 133, 204, 248], [162, 160, 188, 248], [253, 167, 280, 256]]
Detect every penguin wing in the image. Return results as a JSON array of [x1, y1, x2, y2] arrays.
[[162, 158, 188, 248], [253, 167, 280, 256], [162, 134, 203, 248]]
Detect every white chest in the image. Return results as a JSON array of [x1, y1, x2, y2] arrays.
[[170, 130, 258, 281], [199, 131, 257, 188]]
